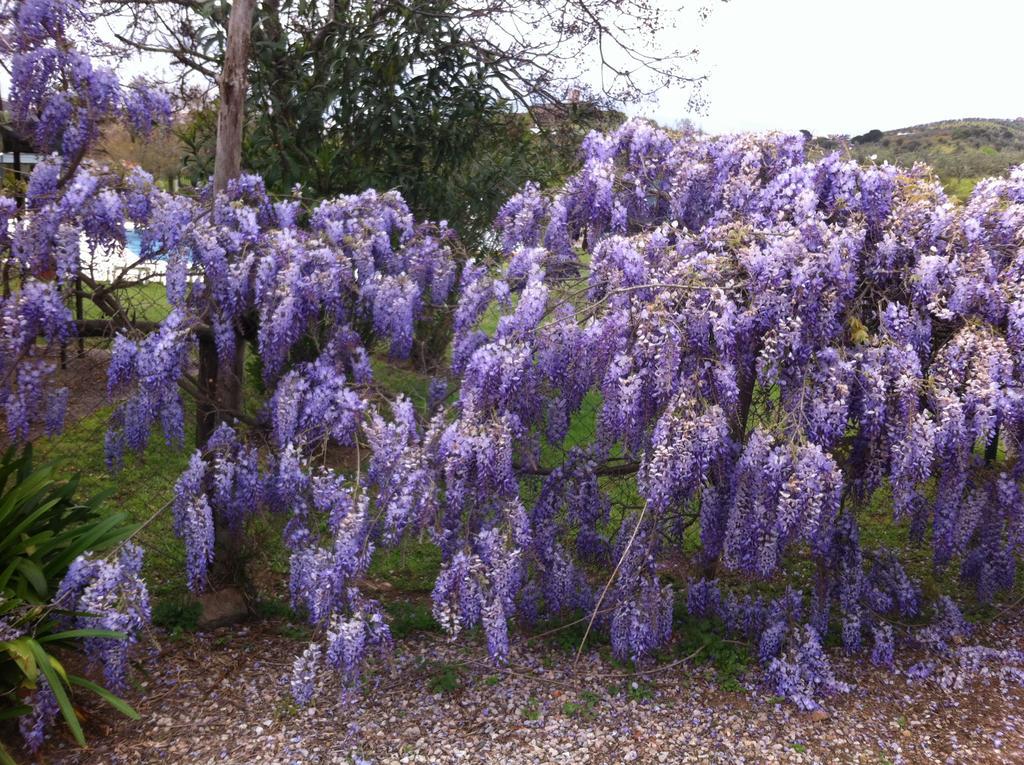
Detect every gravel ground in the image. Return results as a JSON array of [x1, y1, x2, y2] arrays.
[[30, 610, 1024, 765]]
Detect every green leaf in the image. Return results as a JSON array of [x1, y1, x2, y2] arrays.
[[26, 639, 85, 746], [0, 447, 25, 496], [54, 512, 135, 570], [15, 444, 32, 482], [11, 528, 57, 559], [84, 487, 116, 509], [0, 558, 18, 591], [69, 675, 140, 720], [0, 497, 63, 555], [1, 637, 37, 681], [0, 703, 32, 721], [48, 653, 70, 684], [0, 468, 53, 531], [0, 741, 18, 765], [40, 628, 127, 643], [15, 557, 48, 597]]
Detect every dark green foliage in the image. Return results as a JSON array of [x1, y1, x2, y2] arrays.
[[245, 1, 497, 201], [426, 663, 462, 694], [367, 540, 441, 593], [522, 695, 541, 720], [176, 94, 218, 186], [0, 446, 133, 605], [178, 1, 619, 250], [607, 679, 655, 702], [251, 597, 299, 621], [626, 680, 655, 701], [676, 616, 751, 693], [151, 597, 201, 633], [562, 690, 600, 718], [851, 128, 884, 144], [274, 623, 312, 641]]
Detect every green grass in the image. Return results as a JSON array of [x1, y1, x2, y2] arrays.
[[28, 352, 440, 611], [383, 598, 441, 638], [79, 282, 172, 324], [562, 691, 600, 719], [35, 267, 1024, 664], [370, 358, 433, 416], [151, 597, 201, 632], [522, 696, 541, 720], [605, 679, 655, 702], [274, 623, 312, 641], [675, 615, 751, 693], [251, 598, 300, 621], [942, 176, 981, 201], [367, 539, 441, 593], [35, 401, 194, 599], [855, 479, 1024, 622], [533, 611, 610, 655]]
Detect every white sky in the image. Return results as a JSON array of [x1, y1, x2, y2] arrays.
[[630, 0, 1024, 136]]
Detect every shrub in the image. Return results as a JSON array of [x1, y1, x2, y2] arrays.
[[852, 128, 884, 144]]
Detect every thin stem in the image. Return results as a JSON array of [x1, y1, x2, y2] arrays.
[[573, 501, 648, 667]]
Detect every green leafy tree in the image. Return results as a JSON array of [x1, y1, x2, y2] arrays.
[[105, 0, 710, 246]]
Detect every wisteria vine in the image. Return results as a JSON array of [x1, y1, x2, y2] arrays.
[[4, 0, 1024, 723], [413, 120, 1024, 707]]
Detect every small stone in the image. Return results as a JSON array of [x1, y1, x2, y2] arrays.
[[197, 587, 248, 628]]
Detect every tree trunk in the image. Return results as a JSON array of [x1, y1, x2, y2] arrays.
[[196, 0, 258, 622], [197, 0, 258, 448], [196, 333, 220, 442], [213, 0, 257, 195], [730, 353, 758, 444]]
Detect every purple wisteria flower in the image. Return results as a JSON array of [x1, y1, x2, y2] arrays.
[[53, 544, 151, 692]]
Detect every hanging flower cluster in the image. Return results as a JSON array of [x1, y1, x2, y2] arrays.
[[52, 544, 151, 692], [107, 180, 458, 463], [7, 0, 170, 168], [14, 544, 150, 751]]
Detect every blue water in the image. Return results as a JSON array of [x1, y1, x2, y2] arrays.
[[124, 230, 173, 261], [125, 229, 142, 257]]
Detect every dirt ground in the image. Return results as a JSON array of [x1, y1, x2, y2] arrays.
[[23, 607, 1024, 765]]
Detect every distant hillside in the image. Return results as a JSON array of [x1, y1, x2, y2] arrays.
[[817, 118, 1024, 200]]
